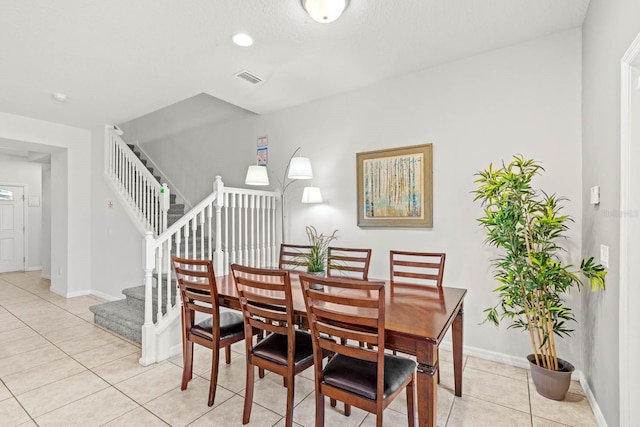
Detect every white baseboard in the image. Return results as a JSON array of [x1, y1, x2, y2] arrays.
[[64, 289, 92, 298], [41, 273, 51, 280], [578, 371, 609, 427], [438, 341, 606, 426], [26, 266, 42, 271]]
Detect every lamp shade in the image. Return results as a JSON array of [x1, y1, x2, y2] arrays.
[[301, 186, 323, 203], [302, 0, 348, 23], [288, 157, 313, 179], [245, 165, 269, 185]]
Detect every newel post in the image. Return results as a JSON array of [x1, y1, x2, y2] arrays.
[[213, 176, 225, 276], [160, 183, 170, 232], [140, 231, 157, 366]]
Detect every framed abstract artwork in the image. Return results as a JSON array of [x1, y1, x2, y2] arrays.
[[356, 143, 433, 227]]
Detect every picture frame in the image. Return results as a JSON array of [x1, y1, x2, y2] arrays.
[[356, 143, 432, 227]]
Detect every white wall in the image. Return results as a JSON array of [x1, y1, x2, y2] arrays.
[[0, 154, 42, 269], [582, 1, 640, 425], [89, 128, 144, 300], [0, 112, 91, 297], [130, 30, 585, 367], [41, 163, 51, 278]]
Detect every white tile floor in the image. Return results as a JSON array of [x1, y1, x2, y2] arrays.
[[0, 271, 599, 426]]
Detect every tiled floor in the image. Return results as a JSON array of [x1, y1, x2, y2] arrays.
[[0, 271, 599, 426]]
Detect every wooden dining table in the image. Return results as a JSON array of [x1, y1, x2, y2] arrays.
[[216, 273, 467, 427]]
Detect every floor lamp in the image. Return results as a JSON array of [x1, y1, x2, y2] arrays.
[[244, 147, 322, 243]]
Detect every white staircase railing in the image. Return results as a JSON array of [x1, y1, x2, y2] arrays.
[[104, 126, 169, 235], [140, 176, 278, 365]]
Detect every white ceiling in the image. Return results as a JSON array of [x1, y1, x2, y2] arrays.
[[0, 0, 590, 130]]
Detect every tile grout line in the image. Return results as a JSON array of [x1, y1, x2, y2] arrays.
[[0, 277, 153, 423], [0, 377, 39, 426]]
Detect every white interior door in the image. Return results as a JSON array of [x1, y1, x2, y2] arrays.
[[0, 185, 25, 273]]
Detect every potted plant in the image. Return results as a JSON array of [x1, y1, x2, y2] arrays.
[[301, 225, 338, 274], [474, 155, 606, 401]]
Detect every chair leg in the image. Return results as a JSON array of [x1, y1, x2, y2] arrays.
[[406, 376, 415, 427], [243, 364, 255, 424], [437, 348, 440, 384], [285, 374, 295, 427], [181, 340, 194, 390], [316, 393, 325, 427], [208, 343, 220, 407], [256, 334, 265, 378], [344, 403, 351, 416], [225, 345, 232, 364], [330, 398, 337, 407]]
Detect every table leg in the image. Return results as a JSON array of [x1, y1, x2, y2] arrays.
[[452, 304, 464, 397], [416, 346, 438, 427]]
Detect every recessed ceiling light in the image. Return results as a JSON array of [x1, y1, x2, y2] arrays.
[[232, 33, 254, 47], [51, 92, 68, 102]]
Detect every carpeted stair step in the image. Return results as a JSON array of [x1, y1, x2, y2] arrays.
[[122, 282, 177, 315], [168, 204, 184, 214], [90, 300, 144, 344]]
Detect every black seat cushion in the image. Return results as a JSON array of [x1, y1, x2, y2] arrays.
[[323, 354, 416, 400], [190, 311, 245, 341], [253, 330, 314, 367]]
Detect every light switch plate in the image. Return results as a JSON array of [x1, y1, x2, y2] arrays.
[[590, 186, 600, 205], [600, 244, 609, 268]]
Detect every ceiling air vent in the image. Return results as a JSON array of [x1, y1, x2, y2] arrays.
[[234, 70, 263, 85]]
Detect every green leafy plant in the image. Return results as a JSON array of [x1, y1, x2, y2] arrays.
[[474, 155, 606, 371], [302, 226, 338, 273]]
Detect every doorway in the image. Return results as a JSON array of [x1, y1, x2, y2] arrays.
[[0, 184, 25, 273]]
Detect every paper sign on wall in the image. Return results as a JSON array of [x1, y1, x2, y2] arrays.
[[257, 136, 268, 165]]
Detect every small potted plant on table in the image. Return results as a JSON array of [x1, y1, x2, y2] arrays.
[[302, 225, 338, 275], [474, 155, 606, 400]]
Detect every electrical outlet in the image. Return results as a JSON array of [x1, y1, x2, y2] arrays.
[[600, 244, 609, 268]]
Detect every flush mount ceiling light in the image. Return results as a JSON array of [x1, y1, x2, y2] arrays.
[[232, 33, 254, 47], [302, 0, 348, 23], [51, 92, 68, 102]]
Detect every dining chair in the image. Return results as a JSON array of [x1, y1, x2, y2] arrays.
[[299, 274, 416, 427], [327, 246, 372, 280], [231, 263, 321, 427], [390, 251, 446, 287], [328, 245, 372, 351], [278, 243, 312, 271], [171, 256, 247, 407], [389, 250, 446, 362]]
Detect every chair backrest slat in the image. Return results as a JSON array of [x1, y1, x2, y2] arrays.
[[327, 247, 372, 280], [279, 244, 312, 271], [306, 288, 379, 308], [244, 304, 289, 323], [241, 291, 287, 308], [315, 322, 378, 346], [390, 250, 446, 287], [312, 306, 379, 328]]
